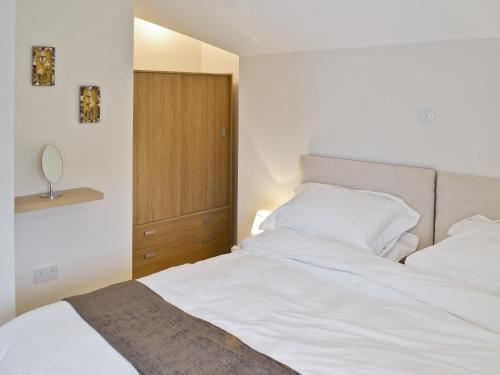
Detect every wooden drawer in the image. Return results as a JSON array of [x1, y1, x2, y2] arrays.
[[132, 208, 230, 278], [133, 207, 229, 250]]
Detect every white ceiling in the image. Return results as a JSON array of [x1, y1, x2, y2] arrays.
[[135, 0, 500, 56]]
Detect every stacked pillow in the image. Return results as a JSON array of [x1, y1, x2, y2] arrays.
[[447, 215, 500, 236], [406, 215, 500, 296], [261, 183, 420, 261]]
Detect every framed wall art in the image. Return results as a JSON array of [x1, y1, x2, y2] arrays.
[[32, 46, 55, 86], [79, 86, 101, 123]]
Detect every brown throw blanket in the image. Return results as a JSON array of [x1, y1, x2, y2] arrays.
[[65, 280, 299, 375]]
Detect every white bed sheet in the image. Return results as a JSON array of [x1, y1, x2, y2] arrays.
[[1, 229, 499, 375]]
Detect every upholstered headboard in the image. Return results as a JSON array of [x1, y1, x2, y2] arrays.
[[435, 171, 500, 242], [301, 155, 436, 249]]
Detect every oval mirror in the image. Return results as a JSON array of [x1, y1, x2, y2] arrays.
[[41, 145, 63, 184]]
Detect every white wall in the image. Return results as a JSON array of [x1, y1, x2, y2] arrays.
[[201, 43, 239, 82], [238, 38, 500, 241], [15, 0, 134, 314], [134, 18, 201, 72], [133, 17, 239, 77], [0, 0, 16, 325]]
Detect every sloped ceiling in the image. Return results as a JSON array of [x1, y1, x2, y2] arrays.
[[135, 0, 500, 56]]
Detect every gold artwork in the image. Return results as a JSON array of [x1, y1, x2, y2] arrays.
[[80, 86, 101, 123], [32, 47, 55, 86]]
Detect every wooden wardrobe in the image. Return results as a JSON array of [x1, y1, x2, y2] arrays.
[[133, 71, 233, 278]]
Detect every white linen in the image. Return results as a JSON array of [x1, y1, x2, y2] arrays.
[[0, 302, 137, 375], [261, 183, 420, 254], [381, 232, 419, 261], [406, 228, 500, 297], [447, 215, 500, 236], [1, 229, 500, 375]]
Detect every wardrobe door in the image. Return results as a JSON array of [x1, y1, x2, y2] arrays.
[[134, 72, 182, 225], [211, 76, 232, 208], [180, 74, 232, 215]]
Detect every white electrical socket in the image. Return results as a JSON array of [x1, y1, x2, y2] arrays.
[[34, 264, 59, 284]]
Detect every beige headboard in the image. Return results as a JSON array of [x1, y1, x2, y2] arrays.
[[435, 171, 500, 242], [301, 155, 436, 249]]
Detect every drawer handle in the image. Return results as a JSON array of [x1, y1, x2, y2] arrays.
[[202, 218, 211, 224], [143, 230, 156, 237], [144, 252, 156, 259], [201, 238, 212, 244]]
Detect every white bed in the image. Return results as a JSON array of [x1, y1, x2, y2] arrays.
[[1, 156, 500, 375], [2, 230, 500, 374]]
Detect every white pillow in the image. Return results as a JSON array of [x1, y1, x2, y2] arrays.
[[448, 215, 500, 236], [406, 229, 500, 296], [261, 183, 420, 254], [381, 232, 419, 261]]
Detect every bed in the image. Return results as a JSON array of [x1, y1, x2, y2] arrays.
[[1, 156, 499, 375]]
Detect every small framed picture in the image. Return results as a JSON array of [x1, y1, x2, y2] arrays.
[[32, 46, 55, 86], [80, 86, 101, 123]]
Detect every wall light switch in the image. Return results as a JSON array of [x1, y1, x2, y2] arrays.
[[34, 264, 59, 284], [417, 108, 435, 125]]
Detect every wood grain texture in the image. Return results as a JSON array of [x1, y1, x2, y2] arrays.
[[133, 71, 233, 277], [15, 187, 103, 214], [180, 74, 232, 215], [133, 206, 229, 250], [133, 208, 230, 278], [134, 70, 233, 78], [212, 75, 232, 208], [133, 72, 182, 225]]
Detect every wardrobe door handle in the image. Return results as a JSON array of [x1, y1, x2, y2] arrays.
[[144, 252, 156, 259], [201, 239, 212, 244], [143, 230, 156, 237]]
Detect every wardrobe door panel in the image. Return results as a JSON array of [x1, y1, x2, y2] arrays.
[[181, 75, 209, 214], [133, 73, 151, 225], [180, 74, 231, 214], [211, 76, 232, 208], [134, 72, 182, 225], [180, 74, 212, 214], [151, 73, 182, 222]]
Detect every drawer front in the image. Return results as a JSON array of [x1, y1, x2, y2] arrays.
[[132, 209, 230, 278], [133, 207, 229, 250]]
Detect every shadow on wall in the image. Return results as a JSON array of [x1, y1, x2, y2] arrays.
[[237, 122, 312, 242]]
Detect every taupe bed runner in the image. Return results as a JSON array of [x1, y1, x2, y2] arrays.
[[65, 280, 299, 375]]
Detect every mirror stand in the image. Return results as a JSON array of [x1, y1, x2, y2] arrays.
[[40, 182, 62, 200], [40, 145, 63, 199]]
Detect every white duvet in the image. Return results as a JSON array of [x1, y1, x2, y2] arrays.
[[1, 229, 500, 374]]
